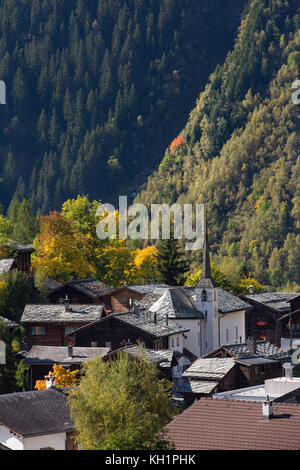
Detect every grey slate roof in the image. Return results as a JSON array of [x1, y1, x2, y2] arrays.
[[44, 277, 63, 291], [183, 358, 235, 380], [178, 379, 218, 395], [21, 304, 104, 323], [5, 240, 34, 253], [126, 284, 170, 294], [106, 345, 175, 369], [68, 309, 189, 339], [0, 315, 19, 329], [242, 292, 300, 313], [20, 345, 110, 365], [113, 310, 189, 338], [221, 340, 289, 361], [50, 278, 113, 298], [0, 388, 73, 438], [141, 286, 251, 319], [147, 288, 203, 319], [0, 259, 14, 275]]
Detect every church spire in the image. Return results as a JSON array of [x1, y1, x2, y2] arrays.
[[197, 209, 217, 288]]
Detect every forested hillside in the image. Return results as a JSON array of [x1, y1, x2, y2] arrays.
[[137, 0, 300, 288], [0, 0, 246, 213]]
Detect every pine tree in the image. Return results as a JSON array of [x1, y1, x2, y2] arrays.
[[156, 235, 189, 286]]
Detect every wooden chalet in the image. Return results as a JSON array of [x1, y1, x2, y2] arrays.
[[21, 298, 105, 350], [67, 308, 189, 352], [204, 338, 289, 389], [0, 241, 34, 274], [241, 291, 300, 345]]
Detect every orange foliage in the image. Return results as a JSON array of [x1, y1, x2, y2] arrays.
[[170, 135, 184, 153], [35, 364, 79, 390]]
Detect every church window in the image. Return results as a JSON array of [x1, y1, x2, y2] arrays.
[[201, 290, 207, 302]]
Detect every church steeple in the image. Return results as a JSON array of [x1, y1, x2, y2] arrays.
[[197, 209, 217, 288]]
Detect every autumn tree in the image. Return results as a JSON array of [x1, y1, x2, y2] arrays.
[[33, 211, 96, 281], [68, 350, 177, 450], [35, 364, 79, 390]]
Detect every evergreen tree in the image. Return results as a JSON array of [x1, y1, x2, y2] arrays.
[[156, 235, 189, 286]]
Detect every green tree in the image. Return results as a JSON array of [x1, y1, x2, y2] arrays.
[[0, 271, 32, 322], [156, 235, 189, 286], [68, 349, 177, 450], [0, 320, 16, 394]]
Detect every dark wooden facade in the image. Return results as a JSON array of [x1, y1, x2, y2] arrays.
[[25, 321, 91, 350], [49, 285, 103, 305], [205, 347, 284, 388], [68, 315, 168, 351], [242, 295, 300, 346]]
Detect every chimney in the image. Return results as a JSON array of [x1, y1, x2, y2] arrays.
[[46, 372, 56, 389], [91, 341, 98, 348], [68, 344, 73, 358], [262, 396, 273, 420], [64, 295, 71, 312], [283, 362, 294, 380], [247, 337, 256, 354], [249, 285, 254, 294]]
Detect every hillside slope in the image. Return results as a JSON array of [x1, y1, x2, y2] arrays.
[[137, 0, 300, 287], [0, 0, 247, 213]]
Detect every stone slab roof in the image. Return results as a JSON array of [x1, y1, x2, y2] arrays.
[[105, 345, 175, 369], [0, 259, 14, 275], [178, 379, 218, 395], [182, 358, 235, 380], [221, 340, 289, 361], [21, 304, 104, 323], [165, 398, 300, 450], [140, 287, 251, 320], [242, 292, 300, 313], [0, 315, 19, 329], [49, 278, 113, 298], [0, 389, 73, 438], [20, 345, 110, 365]]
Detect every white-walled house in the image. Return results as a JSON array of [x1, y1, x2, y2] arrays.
[[0, 387, 76, 450]]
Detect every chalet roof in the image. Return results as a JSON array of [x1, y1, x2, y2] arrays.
[[113, 310, 188, 338], [0, 259, 14, 275], [241, 292, 300, 313], [104, 345, 175, 369], [0, 315, 19, 329], [0, 389, 73, 438], [44, 277, 63, 291], [49, 278, 113, 298], [147, 288, 203, 319], [178, 379, 218, 395], [68, 309, 189, 339], [21, 304, 104, 323], [125, 284, 170, 294], [5, 240, 35, 253], [210, 340, 289, 361], [182, 358, 235, 380], [20, 345, 110, 365], [165, 398, 300, 450], [274, 388, 300, 404], [141, 286, 251, 319]]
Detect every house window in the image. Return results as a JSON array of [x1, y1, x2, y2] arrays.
[[177, 337, 180, 347], [172, 338, 175, 347], [32, 327, 45, 336], [154, 339, 162, 350], [201, 290, 207, 302], [65, 326, 79, 336]]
